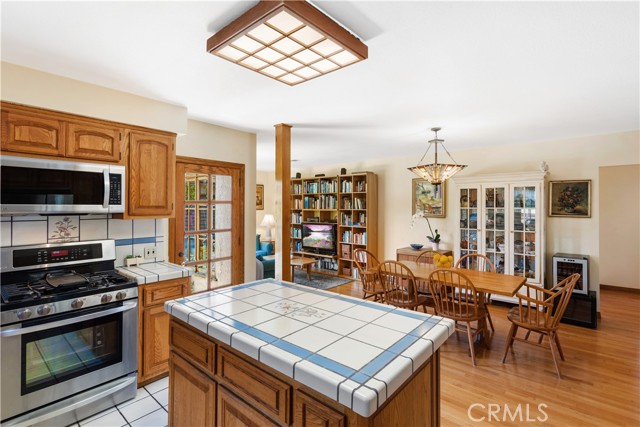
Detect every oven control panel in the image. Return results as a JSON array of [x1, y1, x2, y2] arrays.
[[1, 285, 138, 326], [12, 243, 103, 268]]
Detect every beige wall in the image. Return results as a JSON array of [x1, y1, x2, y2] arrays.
[[1, 63, 257, 282], [0, 62, 187, 134], [599, 164, 640, 289], [178, 119, 257, 281], [297, 130, 640, 307]]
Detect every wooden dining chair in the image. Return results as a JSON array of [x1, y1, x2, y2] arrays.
[[413, 250, 439, 313], [353, 248, 385, 302], [455, 254, 497, 333], [501, 273, 580, 378], [429, 269, 489, 366], [378, 261, 429, 312]]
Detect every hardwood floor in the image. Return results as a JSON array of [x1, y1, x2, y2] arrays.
[[329, 282, 640, 426]]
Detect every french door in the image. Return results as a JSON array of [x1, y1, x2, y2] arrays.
[[171, 157, 244, 293]]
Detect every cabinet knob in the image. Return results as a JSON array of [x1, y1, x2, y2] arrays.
[[178, 252, 184, 257]]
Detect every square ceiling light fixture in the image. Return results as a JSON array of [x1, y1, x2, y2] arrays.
[[207, 0, 368, 86]]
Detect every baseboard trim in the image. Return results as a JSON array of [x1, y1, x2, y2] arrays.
[[600, 284, 640, 293]]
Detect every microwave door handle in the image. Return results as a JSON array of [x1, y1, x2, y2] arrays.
[[103, 168, 110, 208], [0, 301, 137, 338]]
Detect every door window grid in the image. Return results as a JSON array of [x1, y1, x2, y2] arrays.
[[183, 173, 234, 292]]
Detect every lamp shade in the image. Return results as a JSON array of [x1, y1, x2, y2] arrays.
[[260, 214, 276, 240], [408, 127, 467, 185]]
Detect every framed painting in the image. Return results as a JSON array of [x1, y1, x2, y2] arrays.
[[256, 184, 264, 210], [412, 178, 446, 217], [549, 180, 591, 218]]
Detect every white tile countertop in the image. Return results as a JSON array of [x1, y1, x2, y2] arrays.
[[117, 262, 192, 284], [164, 279, 455, 417]]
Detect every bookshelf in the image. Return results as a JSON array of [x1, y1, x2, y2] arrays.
[[290, 172, 377, 278]]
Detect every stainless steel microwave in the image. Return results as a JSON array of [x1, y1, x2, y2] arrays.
[[0, 155, 125, 215]]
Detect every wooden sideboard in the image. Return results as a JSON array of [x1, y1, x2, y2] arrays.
[[397, 246, 454, 262]]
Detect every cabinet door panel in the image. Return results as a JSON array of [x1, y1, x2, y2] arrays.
[[66, 121, 122, 162], [294, 390, 345, 427], [129, 131, 175, 217], [218, 385, 279, 427], [169, 353, 215, 427], [2, 110, 64, 156], [142, 305, 171, 380]]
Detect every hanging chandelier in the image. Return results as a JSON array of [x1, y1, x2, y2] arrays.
[[408, 127, 467, 185]]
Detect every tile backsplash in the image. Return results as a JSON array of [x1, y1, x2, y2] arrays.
[[0, 215, 167, 266]]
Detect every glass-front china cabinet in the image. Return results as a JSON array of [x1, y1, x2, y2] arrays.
[[454, 171, 547, 303]]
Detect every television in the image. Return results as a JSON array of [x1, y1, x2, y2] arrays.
[[302, 223, 336, 255]]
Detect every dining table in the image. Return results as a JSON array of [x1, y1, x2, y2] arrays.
[[400, 261, 527, 297]]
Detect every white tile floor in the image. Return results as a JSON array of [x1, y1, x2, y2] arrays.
[[67, 377, 169, 427]]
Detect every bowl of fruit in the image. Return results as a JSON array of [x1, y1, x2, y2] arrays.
[[433, 253, 454, 268]]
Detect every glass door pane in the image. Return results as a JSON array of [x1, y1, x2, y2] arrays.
[[458, 187, 479, 259], [482, 186, 507, 274], [512, 185, 538, 281]]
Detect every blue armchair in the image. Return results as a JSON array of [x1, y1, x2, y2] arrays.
[[256, 235, 275, 278]]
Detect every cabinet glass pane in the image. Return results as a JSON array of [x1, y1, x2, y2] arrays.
[[211, 231, 232, 259], [189, 263, 208, 293], [514, 188, 524, 208], [212, 204, 232, 230], [211, 175, 232, 201], [469, 209, 478, 228], [486, 208, 495, 228], [196, 234, 208, 261], [525, 256, 536, 278], [469, 189, 478, 207], [494, 253, 505, 274], [485, 188, 494, 207], [460, 189, 469, 207], [486, 231, 495, 250], [496, 188, 505, 208], [525, 186, 536, 208], [210, 260, 232, 289], [514, 254, 524, 277], [514, 232, 524, 254]]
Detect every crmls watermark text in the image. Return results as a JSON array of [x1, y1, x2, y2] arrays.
[[467, 403, 549, 423]]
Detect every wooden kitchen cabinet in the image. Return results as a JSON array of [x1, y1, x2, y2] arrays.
[[1, 106, 65, 156], [138, 277, 189, 385], [294, 390, 345, 427], [125, 130, 176, 218], [169, 352, 216, 427], [1, 101, 178, 219], [218, 385, 280, 427], [65, 120, 123, 162], [169, 317, 440, 427]]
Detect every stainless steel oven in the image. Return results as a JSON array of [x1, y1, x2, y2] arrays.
[[0, 241, 138, 427]]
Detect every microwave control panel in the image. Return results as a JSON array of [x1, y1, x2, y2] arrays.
[[109, 174, 122, 205]]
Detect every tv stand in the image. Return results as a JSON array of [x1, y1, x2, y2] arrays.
[[297, 251, 336, 259]]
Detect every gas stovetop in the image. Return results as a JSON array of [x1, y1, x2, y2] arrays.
[[1, 270, 136, 305], [0, 240, 139, 326]]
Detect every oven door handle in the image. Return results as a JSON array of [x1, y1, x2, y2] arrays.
[[0, 301, 137, 338]]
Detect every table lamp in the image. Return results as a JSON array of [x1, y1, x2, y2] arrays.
[[260, 214, 276, 240]]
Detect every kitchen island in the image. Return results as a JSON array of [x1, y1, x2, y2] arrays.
[[165, 279, 454, 426]]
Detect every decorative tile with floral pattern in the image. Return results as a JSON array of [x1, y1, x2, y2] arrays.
[[48, 216, 79, 242]]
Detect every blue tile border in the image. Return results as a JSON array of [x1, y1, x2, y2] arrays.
[[115, 237, 156, 246]]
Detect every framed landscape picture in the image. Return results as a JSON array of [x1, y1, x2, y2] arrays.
[[412, 178, 446, 217], [549, 180, 591, 218], [256, 184, 264, 210]]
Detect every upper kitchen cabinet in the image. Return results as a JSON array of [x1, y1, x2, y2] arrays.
[[124, 130, 176, 218], [65, 120, 123, 162], [1, 105, 65, 156], [1, 101, 123, 162], [1, 102, 177, 219]]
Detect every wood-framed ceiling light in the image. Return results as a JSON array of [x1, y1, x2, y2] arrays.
[[206, 0, 368, 86]]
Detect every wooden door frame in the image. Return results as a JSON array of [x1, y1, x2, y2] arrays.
[[169, 156, 245, 285]]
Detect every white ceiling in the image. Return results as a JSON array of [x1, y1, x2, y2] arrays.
[[1, 1, 638, 171]]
